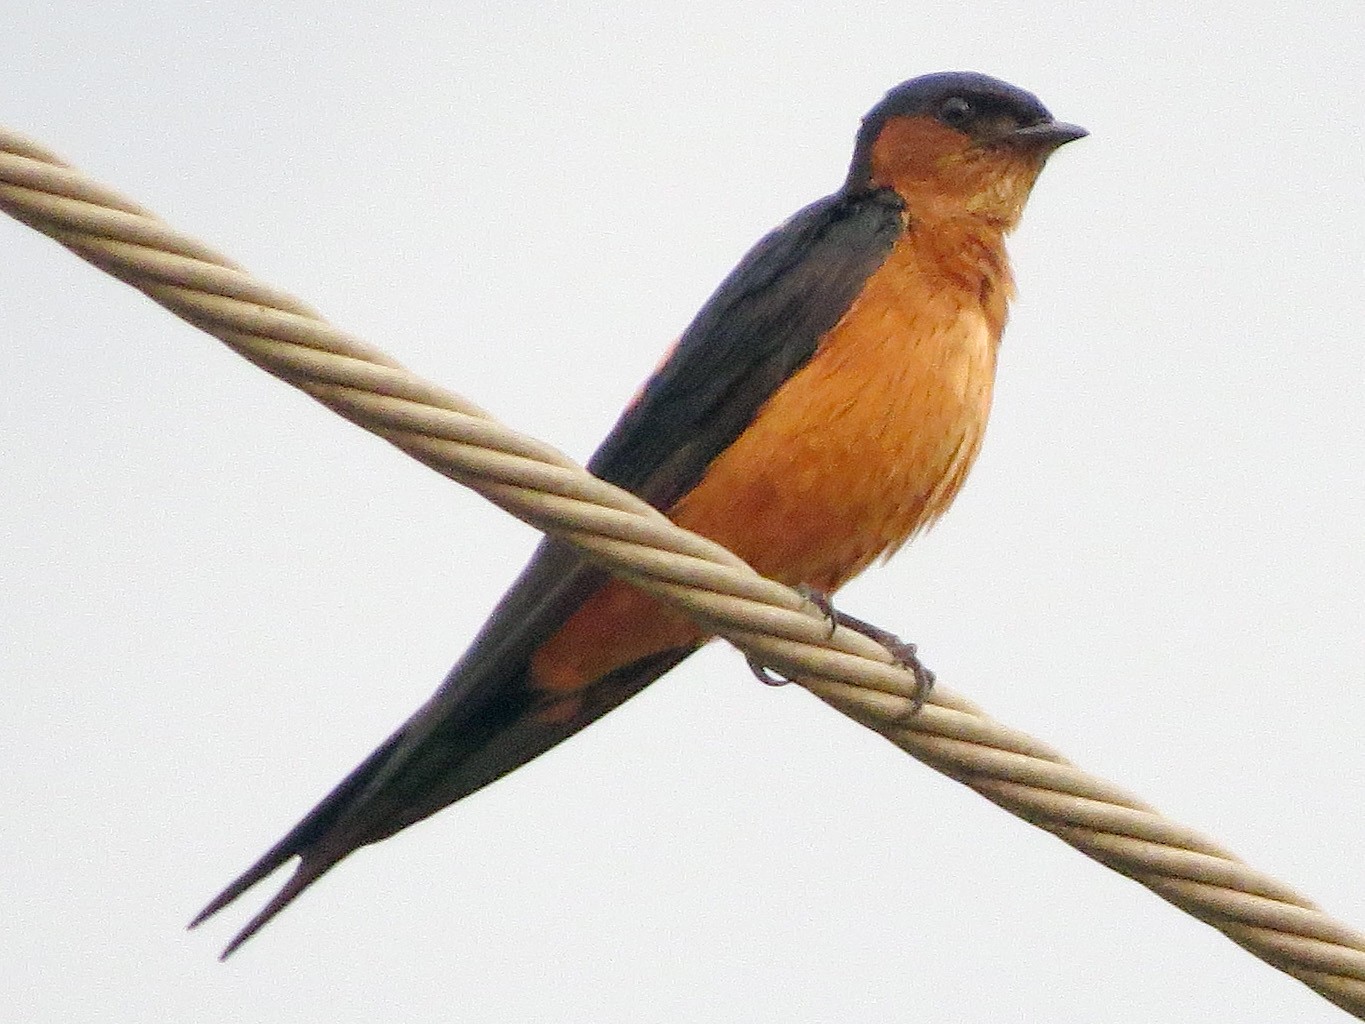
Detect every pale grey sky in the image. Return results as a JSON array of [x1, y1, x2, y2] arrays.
[[3, 2, 1363, 1021]]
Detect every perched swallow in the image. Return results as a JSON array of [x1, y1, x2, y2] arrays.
[[193, 71, 1084, 956]]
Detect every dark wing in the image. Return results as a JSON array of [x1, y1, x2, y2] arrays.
[[589, 189, 906, 508], [192, 188, 905, 956]]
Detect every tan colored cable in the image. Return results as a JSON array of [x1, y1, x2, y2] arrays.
[[3, 126, 1362, 1018]]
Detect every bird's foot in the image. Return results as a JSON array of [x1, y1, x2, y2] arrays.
[[745, 585, 838, 687], [824, 601, 936, 714], [745, 586, 935, 713]]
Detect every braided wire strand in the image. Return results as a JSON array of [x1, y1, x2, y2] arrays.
[[3, 127, 1362, 1018]]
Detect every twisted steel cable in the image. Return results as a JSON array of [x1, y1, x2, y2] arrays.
[[3, 127, 1362, 1017]]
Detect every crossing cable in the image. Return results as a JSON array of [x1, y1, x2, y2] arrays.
[[2, 126, 1362, 1017]]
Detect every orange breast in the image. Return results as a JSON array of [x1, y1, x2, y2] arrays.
[[532, 225, 1007, 694]]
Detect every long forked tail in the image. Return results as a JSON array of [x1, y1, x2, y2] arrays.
[[198, 854, 340, 960], [189, 644, 697, 958], [189, 727, 405, 957]]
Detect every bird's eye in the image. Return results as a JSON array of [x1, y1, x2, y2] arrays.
[[938, 96, 973, 128]]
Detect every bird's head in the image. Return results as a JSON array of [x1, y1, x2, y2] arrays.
[[845, 72, 1085, 230]]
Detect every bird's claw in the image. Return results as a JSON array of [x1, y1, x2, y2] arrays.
[[746, 586, 935, 714], [745, 585, 837, 686], [884, 639, 936, 716], [747, 654, 792, 687], [829, 606, 936, 714]]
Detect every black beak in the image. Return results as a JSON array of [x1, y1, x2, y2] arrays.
[[1006, 120, 1088, 150]]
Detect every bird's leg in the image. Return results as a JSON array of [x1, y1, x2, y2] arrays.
[[796, 583, 840, 637], [745, 585, 935, 712]]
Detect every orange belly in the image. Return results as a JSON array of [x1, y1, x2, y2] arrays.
[[532, 230, 1003, 694]]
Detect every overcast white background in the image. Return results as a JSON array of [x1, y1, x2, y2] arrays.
[[3, 3, 1363, 1021]]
